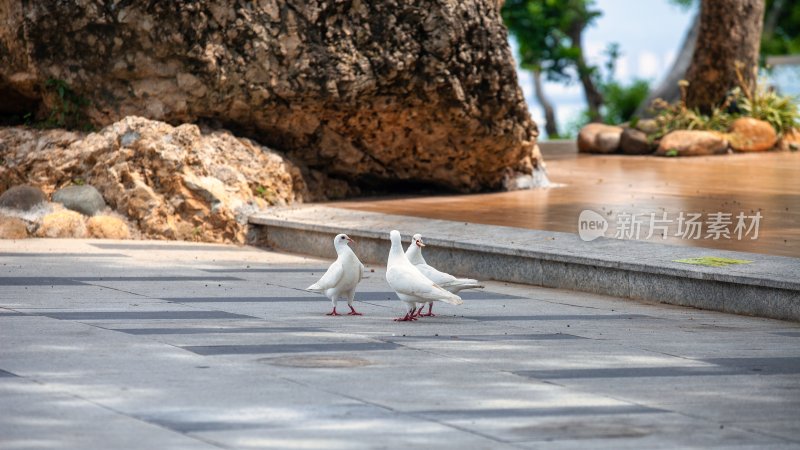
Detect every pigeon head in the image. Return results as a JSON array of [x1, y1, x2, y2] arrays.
[[333, 233, 355, 251], [412, 233, 425, 248]]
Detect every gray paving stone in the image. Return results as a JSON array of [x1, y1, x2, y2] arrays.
[[40, 311, 254, 320], [414, 405, 665, 419], [0, 252, 130, 258], [183, 342, 400, 355], [1, 238, 798, 449], [201, 267, 328, 273], [110, 326, 323, 335], [92, 243, 259, 252], [469, 314, 648, 322]]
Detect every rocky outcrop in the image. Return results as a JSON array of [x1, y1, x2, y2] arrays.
[[0, 215, 28, 239], [0, 116, 308, 243], [0, 0, 542, 192], [86, 215, 130, 240], [36, 210, 87, 238]]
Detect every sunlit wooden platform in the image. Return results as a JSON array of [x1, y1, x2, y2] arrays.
[[331, 149, 800, 258]]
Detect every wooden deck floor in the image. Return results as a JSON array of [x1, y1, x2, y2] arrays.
[[331, 151, 800, 258]]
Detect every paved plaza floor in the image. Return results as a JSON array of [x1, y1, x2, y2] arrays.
[[1, 239, 799, 449]]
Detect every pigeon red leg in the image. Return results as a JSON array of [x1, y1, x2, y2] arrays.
[[393, 311, 417, 321], [347, 305, 363, 316], [326, 307, 339, 316], [421, 303, 436, 317]]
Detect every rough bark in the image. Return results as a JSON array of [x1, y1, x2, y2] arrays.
[[684, 0, 765, 113], [567, 25, 603, 123], [636, 13, 700, 117], [0, 0, 542, 194], [532, 70, 559, 138]]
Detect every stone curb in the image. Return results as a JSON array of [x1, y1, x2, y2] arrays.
[[248, 206, 800, 322]]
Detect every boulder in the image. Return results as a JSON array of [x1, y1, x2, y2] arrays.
[[86, 216, 130, 240], [578, 124, 623, 154], [0, 185, 47, 211], [728, 118, 778, 152], [620, 128, 654, 155], [656, 130, 729, 157], [0, 117, 308, 243], [36, 210, 86, 238], [0, 0, 542, 192], [0, 215, 28, 239], [52, 185, 106, 216]]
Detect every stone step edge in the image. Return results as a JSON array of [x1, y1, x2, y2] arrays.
[[248, 214, 799, 293], [248, 214, 800, 322]]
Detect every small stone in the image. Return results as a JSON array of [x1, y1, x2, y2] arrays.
[[728, 118, 778, 152], [52, 185, 107, 216], [36, 210, 87, 238], [780, 129, 800, 152], [656, 130, 729, 157], [635, 118, 659, 134], [620, 128, 654, 155], [0, 185, 47, 211], [86, 215, 131, 239], [0, 215, 28, 239], [578, 123, 623, 154]]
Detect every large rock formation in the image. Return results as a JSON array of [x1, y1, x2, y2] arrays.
[[0, 0, 542, 192], [0, 116, 308, 242]]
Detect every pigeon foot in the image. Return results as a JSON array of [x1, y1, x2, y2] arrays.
[[393, 312, 416, 322], [326, 307, 340, 316], [347, 306, 363, 316]]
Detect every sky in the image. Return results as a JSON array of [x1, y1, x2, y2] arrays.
[[512, 0, 697, 137]]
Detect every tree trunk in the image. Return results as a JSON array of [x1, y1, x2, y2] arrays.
[[568, 25, 604, 123], [636, 12, 700, 117], [684, 0, 765, 113], [532, 69, 559, 138]]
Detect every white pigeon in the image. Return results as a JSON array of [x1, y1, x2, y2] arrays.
[[307, 233, 364, 316], [406, 233, 483, 317], [385, 230, 463, 321]]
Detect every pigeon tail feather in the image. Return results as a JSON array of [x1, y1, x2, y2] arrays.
[[434, 288, 464, 305], [441, 279, 484, 290], [306, 283, 325, 293]]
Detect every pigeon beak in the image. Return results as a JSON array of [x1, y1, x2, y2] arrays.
[[416, 240, 426, 247], [347, 237, 355, 245]]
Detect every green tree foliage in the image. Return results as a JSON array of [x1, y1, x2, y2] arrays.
[[502, 0, 605, 125], [761, 0, 800, 56]]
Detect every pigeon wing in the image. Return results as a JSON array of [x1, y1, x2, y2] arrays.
[[307, 260, 344, 292], [416, 263, 458, 286], [387, 266, 463, 305]]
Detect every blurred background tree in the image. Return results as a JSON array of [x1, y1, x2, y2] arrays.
[[504, 0, 799, 137], [503, 0, 649, 136], [502, 0, 604, 136], [761, 0, 800, 56]]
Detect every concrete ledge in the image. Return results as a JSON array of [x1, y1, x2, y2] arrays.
[[248, 206, 800, 322]]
